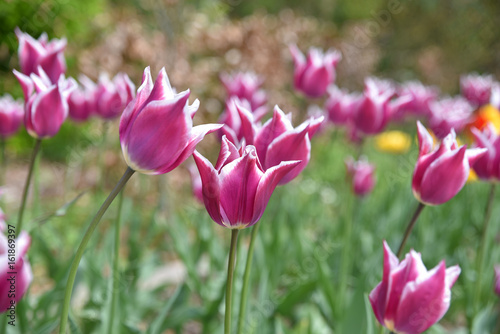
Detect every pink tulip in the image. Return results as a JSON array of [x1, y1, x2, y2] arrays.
[[15, 28, 67, 84], [120, 67, 222, 175], [193, 136, 300, 229], [0, 94, 24, 138], [495, 266, 500, 296], [68, 75, 98, 122], [412, 121, 486, 205], [290, 44, 341, 98], [460, 73, 494, 107], [13, 68, 76, 139], [0, 230, 33, 312], [471, 123, 500, 181], [345, 156, 376, 196], [428, 96, 474, 139], [95, 73, 135, 120], [394, 81, 439, 119], [252, 105, 323, 184], [325, 86, 361, 125], [220, 72, 267, 111], [369, 241, 461, 334]]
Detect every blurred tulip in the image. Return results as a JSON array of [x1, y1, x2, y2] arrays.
[[471, 123, 500, 181], [460, 73, 494, 107], [495, 266, 500, 297], [394, 81, 439, 119], [345, 156, 376, 196], [253, 105, 323, 184], [374, 131, 411, 154], [68, 75, 98, 122], [15, 28, 66, 84], [428, 96, 474, 139], [290, 44, 341, 98], [0, 94, 24, 138], [13, 68, 76, 139], [193, 136, 300, 229], [95, 73, 135, 120], [120, 67, 222, 175], [412, 121, 486, 205], [220, 72, 267, 111], [325, 86, 361, 125], [369, 241, 461, 334]]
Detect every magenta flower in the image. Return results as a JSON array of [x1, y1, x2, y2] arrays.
[[290, 44, 341, 98], [460, 73, 494, 107], [471, 123, 500, 181], [495, 266, 500, 297], [345, 156, 376, 197], [394, 81, 439, 119], [0, 230, 33, 313], [14, 68, 76, 139], [0, 94, 24, 138], [369, 241, 461, 334], [95, 73, 135, 120], [412, 121, 486, 205], [325, 86, 361, 126], [15, 28, 67, 84], [193, 136, 300, 229], [428, 96, 474, 139], [120, 67, 222, 175], [252, 105, 323, 184], [220, 72, 267, 111], [68, 75, 98, 123]]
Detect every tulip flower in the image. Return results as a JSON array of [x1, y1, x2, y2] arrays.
[[428, 96, 474, 139], [394, 81, 439, 119], [325, 86, 361, 125], [460, 73, 494, 107], [252, 105, 323, 184], [345, 156, 376, 196], [95, 73, 135, 120], [120, 67, 222, 175], [369, 241, 461, 334], [68, 75, 98, 122], [470, 123, 500, 181], [495, 266, 500, 296], [193, 136, 300, 229], [220, 72, 267, 111], [14, 68, 76, 139], [15, 28, 67, 84], [412, 121, 486, 205], [0, 228, 33, 312], [290, 44, 342, 98], [0, 94, 24, 138]]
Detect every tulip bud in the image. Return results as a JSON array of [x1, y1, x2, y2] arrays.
[[15, 28, 67, 84], [120, 67, 223, 175], [0, 94, 24, 138], [495, 266, 500, 297], [95, 73, 135, 120], [13, 68, 76, 139], [193, 136, 300, 229], [471, 123, 500, 181], [369, 241, 461, 334], [412, 121, 487, 205], [325, 86, 361, 125], [290, 44, 341, 98], [68, 75, 98, 122], [345, 156, 376, 196], [460, 73, 494, 107], [428, 96, 474, 139], [220, 72, 267, 111]]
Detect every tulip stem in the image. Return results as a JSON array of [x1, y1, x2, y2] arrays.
[[396, 202, 425, 258], [237, 220, 262, 334], [225, 229, 239, 334], [59, 167, 135, 334], [107, 189, 125, 334], [17, 138, 42, 236], [473, 183, 496, 315]]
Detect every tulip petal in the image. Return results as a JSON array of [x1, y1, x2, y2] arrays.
[[13, 70, 34, 100], [417, 121, 434, 155], [215, 136, 241, 171], [30, 85, 68, 138], [254, 105, 293, 164], [193, 151, 222, 225], [236, 103, 256, 145]]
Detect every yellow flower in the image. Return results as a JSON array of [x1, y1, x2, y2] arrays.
[[375, 131, 411, 154]]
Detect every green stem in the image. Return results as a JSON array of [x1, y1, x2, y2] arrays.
[[107, 190, 125, 334], [396, 202, 425, 258], [225, 229, 239, 334], [237, 220, 262, 334], [59, 167, 135, 334], [17, 139, 42, 236], [473, 183, 496, 315]]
